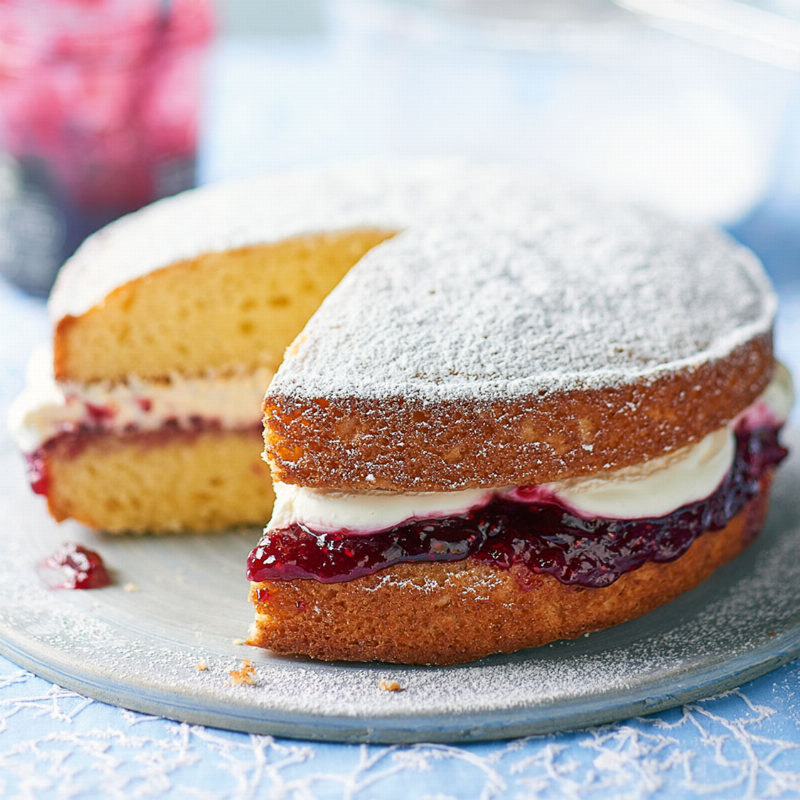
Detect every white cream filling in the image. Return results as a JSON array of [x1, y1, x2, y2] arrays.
[[735, 361, 794, 430], [535, 427, 734, 519], [8, 347, 272, 453], [269, 364, 794, 530], [268, 484, 496, 533]]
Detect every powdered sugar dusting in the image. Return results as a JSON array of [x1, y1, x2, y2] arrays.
[[48, 161, 564, 323], [361, 570, 506, 600], [0, 425, 797, 742], [49, 161, 774, 401], [270, 208, 775, 402]]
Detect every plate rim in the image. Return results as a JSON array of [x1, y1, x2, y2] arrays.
[[1, 623, 799, 743]]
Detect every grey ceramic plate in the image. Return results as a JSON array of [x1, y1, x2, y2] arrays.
[[0, 428, 798, 744]]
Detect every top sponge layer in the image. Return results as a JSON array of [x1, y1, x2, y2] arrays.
[[49, 162, 774, 388], [50, 162, 559, 382]]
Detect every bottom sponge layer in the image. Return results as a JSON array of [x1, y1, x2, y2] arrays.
[[38, 428, 273, 533]]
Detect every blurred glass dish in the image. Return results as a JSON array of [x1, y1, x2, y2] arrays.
[[619, 0, 800, 71], [0, 0, 214, 297], [332, 0, 798, 224]]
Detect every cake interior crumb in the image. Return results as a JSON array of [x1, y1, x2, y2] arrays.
[[196, 659, 208, 671], [378, 679, 402, 692]]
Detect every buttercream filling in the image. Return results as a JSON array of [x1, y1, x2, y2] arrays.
[[248, 364, 793, 587], [8, 347, 273, 454]]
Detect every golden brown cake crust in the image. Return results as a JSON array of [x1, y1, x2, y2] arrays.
[[264, 335, 773, 492], [247, 476, 772, 665]]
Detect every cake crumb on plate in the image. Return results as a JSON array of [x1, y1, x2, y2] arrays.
[[229, 658, 257, 686], [378, 680, 402, 692]]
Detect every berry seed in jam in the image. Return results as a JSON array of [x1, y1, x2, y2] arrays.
[[247, 426, 787, 589], [39, 543, 111, 590]]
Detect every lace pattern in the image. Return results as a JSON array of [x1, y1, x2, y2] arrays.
[[1, 654, 799, 798]]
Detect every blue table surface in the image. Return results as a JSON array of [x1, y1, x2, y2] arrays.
[[1, 29, 799, 799]]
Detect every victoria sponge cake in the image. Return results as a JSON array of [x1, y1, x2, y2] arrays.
[[246, 204, 793, 665], [7, 164, 793, 667]]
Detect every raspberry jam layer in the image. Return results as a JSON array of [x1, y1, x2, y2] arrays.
[[247, 425, 787, 589]]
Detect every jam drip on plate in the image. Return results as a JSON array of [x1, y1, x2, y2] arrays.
[[39, 543, 111, 590], [247, 426, 787, 589]]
